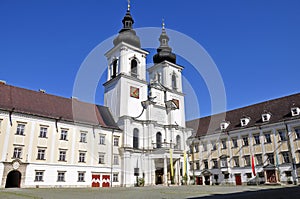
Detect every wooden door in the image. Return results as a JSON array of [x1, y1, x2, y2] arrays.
[[235, 174, 242, 185], [92, 174, 100, 187], [102, 175, 110, 187]]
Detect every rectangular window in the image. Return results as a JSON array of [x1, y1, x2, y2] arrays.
[[232, 138, 238, 148], [35, 171, 44, 182], [254, 134, 260, 145], [282, 152, 290, 163], [212, 159, 218, 169], [78, 172, 85, 182], [60, 130, 68, 140], [220, 158, 227, 168], [246, 173, 252, 178], [295, 128, 300, 139], [221, 140, 227, 149], [233, 157, 240, 167], [79, 152, 86, 163], [195, 162, 200, 170], [39, 127, 47, 138], [99, 153, 105, 164], [265, 133, 272, 143], [212, 142, 217, 151], [267, 153, 275, 164], [37, 148, 46, 160], [256, 154, 263, 165], [113, 155, 119, 165], [113, 137, 119, 146], [99, 135, 105, 145], [203, 143, 207, 151], [204, 160, 208, 169], [242, 137, 249, 146], [278, 130, 287, 141], [244, 156, 250, 166], [13, 147, 22, 159], [194, 144, 199, 152], [59, 150, 66, 161], [16, 124, 25, 135], [80, 132, 87, 143], [113, 173, 119, 182], [57, 171, 65, 182]]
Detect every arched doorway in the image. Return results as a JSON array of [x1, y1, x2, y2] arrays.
[[5, 170, 21, 188]]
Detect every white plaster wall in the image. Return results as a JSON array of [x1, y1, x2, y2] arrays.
[[24, 164, 121, 188]]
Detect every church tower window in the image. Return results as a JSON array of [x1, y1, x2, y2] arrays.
[[112, 59, 118, 78], [131, 59, 138, 78], [175, 135, 181, 150], [172, 73, 177, 90], [156, 132, 162, 148], [133, 128, 139, 149]]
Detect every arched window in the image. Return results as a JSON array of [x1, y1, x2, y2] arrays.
[[131, 59, 138, 78], [176, 135, 181, 150], [156, 132, 162, 148], [172, 73, 177, 90], [111, 59, 118, 78], [133, 128, 139, 149]]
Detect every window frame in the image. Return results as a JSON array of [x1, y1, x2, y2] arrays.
[[39, 126, 48, 138], [60, 129, 68, 141], [35, 171, 44, 182], [13, 147, 22, 159], [78, 152, 86, 163], [59, 150, 67, 162], [80, 132, 87, 143], [254, 134, 261, 145], [37, 148, 46, 160], [98, 153, 105, 164], [78, 172, 85, 182], [57, 171, 66, 182], [16, 123, 25, 135], [99, 135, 105, 145], [113, 173, 119, 182]]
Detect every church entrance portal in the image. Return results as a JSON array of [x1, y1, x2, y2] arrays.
[[155, 169, 163, 185], [5, 170, 21, 188]]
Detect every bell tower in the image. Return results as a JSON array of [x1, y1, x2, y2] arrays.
[[148, 21, 186, 127], [103, 2, 149, 121]]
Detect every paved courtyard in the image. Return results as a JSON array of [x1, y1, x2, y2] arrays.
[[0, 185, 299, 199]]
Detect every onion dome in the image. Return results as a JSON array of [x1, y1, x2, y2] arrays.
[[113, 4, 141, 48], [153, 20, 176, 64]]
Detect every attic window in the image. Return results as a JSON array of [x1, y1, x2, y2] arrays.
[[240, 117, 250, 127], [262, 113, 271, 122], [220, 121, 230, 131], [291, 107, 300, 116]]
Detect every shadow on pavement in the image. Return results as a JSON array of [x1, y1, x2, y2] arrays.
[[187, 186, 300, 199]]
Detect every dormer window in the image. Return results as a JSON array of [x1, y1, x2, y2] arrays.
[[220, 121, 230, 131], [262, 113, 271, 122], [291, 107, 300, 116], [240, 117, 250, 127]]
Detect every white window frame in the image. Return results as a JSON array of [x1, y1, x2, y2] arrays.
[[16, 123, 25, 135], [35, 171, 44, 182], [57, 171, 66, 182], [37, 148, 46, 160], [39, 127, 48, 138], [99, 135, 105, 145]]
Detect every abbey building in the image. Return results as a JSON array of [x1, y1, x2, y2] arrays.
[[0, 5, 191, 188], [0, 4, 299, 188]]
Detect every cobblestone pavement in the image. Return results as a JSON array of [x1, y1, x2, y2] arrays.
[[0, 185, 299, 199]]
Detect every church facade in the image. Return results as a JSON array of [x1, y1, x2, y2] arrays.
[[0, 5, 192, 188]]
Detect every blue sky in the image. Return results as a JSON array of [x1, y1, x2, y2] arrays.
[[1, 0, 300, 120]]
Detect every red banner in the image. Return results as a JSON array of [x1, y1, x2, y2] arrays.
[[251, 155, 256, 176]]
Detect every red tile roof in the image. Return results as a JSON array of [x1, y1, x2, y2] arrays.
[[0, 84, 119, 129], [187, 93, 300, 137]]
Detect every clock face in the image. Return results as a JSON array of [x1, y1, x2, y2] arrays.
[[130, 86, 139, 99]]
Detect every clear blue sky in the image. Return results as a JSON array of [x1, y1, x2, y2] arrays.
[[1, 0, 300, 120]]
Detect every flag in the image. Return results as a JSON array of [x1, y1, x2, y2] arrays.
[[170, 149, 174, 178], [183, 151, 187, 177], [251, 155, 256, 176]]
